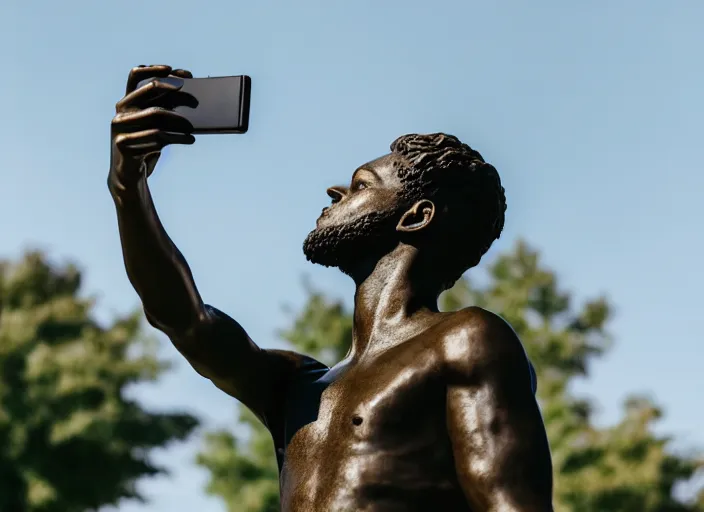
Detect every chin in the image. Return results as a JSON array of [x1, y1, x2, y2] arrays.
[[302, 213, 398, 274], [302, 225, 349, 269]]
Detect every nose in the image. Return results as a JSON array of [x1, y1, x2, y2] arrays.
[[326, 186, 347, 204]]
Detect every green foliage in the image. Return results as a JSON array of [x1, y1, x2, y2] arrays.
[[277, 280, 353, 366], [196, 409, 279, 512], [197, 240, 703, 511], [0, 251, 198, 512]]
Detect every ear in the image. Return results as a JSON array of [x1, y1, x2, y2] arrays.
[[396, 200, 436, 233]]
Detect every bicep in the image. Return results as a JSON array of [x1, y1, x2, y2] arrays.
[[447, 384, 552, 511], [164, 305, 298, 427], [446, 338, 552, 510]]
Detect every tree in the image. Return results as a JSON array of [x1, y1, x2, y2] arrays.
[[197, 240, 704, 511], [0, 251, 199, 512]]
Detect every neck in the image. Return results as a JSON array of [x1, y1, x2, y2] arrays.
[[346, 243, 441, 360]]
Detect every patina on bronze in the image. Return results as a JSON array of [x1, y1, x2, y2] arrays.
[[109, 65, 554, 511]]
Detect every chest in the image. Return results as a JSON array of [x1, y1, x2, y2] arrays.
[[276, 345, 446, 471]]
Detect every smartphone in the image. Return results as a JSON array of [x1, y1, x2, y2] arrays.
[[137, 75, 251, 134]]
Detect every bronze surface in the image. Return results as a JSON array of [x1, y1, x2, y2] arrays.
[[109, 65, 554, 511]]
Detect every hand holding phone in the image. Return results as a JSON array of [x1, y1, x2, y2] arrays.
[[109, 65, 252, 190]]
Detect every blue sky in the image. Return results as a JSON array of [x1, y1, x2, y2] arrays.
[[2, 1, 703, 510]]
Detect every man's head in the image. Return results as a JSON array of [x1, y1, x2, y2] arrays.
[[303, 133, 506, 291]]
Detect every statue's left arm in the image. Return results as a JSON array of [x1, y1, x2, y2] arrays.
[[445, 309, 554, 512]]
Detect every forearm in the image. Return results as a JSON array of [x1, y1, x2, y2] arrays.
[[110, 173, 205, 334]]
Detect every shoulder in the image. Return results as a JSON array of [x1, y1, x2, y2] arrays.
[[440, 307, 534, 390], [439, 306, 520, 359]]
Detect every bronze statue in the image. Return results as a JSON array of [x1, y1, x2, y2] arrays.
[[109, 64, 554, 511]]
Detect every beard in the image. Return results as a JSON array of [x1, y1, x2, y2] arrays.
[[302, 209, 399, 272]]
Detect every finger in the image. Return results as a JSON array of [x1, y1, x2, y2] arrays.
[[116, 78, 198, 111], [126, 64, 172, 94], [115, 129, 195, 154], [117, 78, 181, 111], [171, 69, 193, 79], [112, 107, 194, 134], [159, 90, 198, 110]]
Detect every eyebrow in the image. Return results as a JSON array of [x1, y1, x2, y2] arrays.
[[352, 167, 380, 182]]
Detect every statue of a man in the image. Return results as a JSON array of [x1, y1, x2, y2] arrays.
[[109, 65, 554, 511]]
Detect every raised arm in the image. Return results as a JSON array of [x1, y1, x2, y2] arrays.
[[445, 308, 554, 512], [107, 65, 307, 427]]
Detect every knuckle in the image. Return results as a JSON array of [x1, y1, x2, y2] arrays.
[[144, 106, 165, 116]]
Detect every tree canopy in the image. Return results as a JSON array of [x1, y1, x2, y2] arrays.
[[0, 251, 198, 512]]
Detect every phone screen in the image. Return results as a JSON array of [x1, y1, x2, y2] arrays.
[[137, 75, 251, 134]]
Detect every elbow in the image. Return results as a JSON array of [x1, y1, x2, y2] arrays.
[[143, 307, 175, 336], [143, 307, 163, 330], [143, 304, 209, 341]]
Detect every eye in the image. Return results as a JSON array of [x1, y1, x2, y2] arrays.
[[354, 182, 368, 191]]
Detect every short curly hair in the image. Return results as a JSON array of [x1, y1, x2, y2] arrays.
[[390, 133, 506, 290]]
